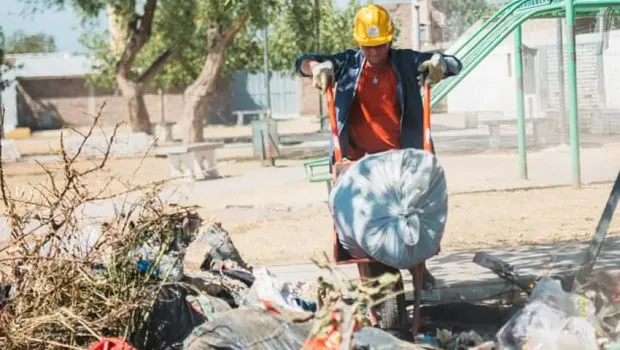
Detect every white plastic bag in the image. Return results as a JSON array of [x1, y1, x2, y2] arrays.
[[510, 311, 598, 350], [241, 267, 303, 312], [329, 149, 448, 269], [528, 277, 573, 312], [497, 277, 600, 350]]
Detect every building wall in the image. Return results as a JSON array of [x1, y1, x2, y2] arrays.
[[543, 41, 602, 111], [233, 70, 299, 119], [14, 69, 305, 130], [1, 71, 19, 132], [15, 76, 233, 129], [446, 18, 618, 118], [604, 32, 620, 110], [389, 3, 415, 49], [373, 0, 440, 46]]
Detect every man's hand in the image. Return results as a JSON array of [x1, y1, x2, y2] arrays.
[[418, 53, 447, 87], [311, 61, 335, 94]]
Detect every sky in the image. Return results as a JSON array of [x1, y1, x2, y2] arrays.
[[1, 0, 107, 53], [0, 0, 369, 53]]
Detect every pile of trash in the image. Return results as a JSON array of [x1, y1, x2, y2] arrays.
[[0, 115, 426, 350], [407, 272, 620, 350], [133, 224, 421, 350], [0, 196, 414, 350], [493, 272, 620, 350], [0, 193, 204, 348], [3, 205, 620, 350]]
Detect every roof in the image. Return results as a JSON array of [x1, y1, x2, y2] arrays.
[[5, 52, 93, 79]]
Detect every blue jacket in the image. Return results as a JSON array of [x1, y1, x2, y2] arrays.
[[295, 48, 462, 163]]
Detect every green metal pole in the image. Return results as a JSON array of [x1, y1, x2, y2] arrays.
[[565, 0, 582, 188], [514, 24, 528, 180]]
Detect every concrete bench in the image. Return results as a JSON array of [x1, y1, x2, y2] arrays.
[[481, 118, 554, 149], [233, 110, 266, 126], [155, 142, 224, 180], [303, 156, 332, 194]]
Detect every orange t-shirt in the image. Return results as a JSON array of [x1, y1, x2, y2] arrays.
[[346, 61, 401, 161]]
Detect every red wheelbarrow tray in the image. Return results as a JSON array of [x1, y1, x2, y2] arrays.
[[323, 82, 433, 337]]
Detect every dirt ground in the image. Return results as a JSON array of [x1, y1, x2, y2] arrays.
[[0, 156, 270, 199], [1, 154, 617, 267], [220, 183, 618, 267]]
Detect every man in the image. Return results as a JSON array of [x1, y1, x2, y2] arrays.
[[295, 4, 463, 289], [296, 3, 462, 162]]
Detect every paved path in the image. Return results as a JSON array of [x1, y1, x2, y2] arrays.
[[267, 236, 620, 302], [159, 141, 620, 209], [214, 127, 620, 160]]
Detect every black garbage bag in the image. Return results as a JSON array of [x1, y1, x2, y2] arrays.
[[183, 308, 313, 350], [132, 284, 230, 350]]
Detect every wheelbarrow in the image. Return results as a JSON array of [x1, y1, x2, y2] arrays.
[[325, 81, 435, 338]]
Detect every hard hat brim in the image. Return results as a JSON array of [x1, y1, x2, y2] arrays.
[[354, 33, 393, 47]]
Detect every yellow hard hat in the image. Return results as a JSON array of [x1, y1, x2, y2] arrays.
[[353, 4, 394, 47]]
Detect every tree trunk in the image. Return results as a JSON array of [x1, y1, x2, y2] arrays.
[[117, 73, 152, 134], [106, 0, 173, 135], [180, 13, 250, 145], [180, 52, 223, 144], [180, 89, 206, 144]]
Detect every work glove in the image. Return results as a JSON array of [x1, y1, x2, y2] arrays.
[[311, 61, 335, 94], [418, 53, 447, 87]]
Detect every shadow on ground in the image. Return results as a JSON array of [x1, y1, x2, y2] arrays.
[[422, 233, 620, 286]]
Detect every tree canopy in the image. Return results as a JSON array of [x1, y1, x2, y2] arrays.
[[440, 0, 496, 41], [0, 45, 10, 92], [4, 31, 57, 54], [267, 0, 361, 73], [77, 0, 269, 89], [0, 27, 56, 91], [78, 0, 363, 90]]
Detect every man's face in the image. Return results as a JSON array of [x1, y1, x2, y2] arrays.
[[360, 43, 391, 67]]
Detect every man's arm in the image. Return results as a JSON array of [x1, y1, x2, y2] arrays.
[[294, 50, 354, 82], [412, 51, 462, 78]]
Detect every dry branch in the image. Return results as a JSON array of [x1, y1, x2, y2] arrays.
[[0, 103, 202, 349], [304, 252, 409, 350]]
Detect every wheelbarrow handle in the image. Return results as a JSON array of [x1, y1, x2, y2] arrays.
[[411, 83, 433, 338], [325, 83, 343, 163], [423, 83, 432, 152]]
